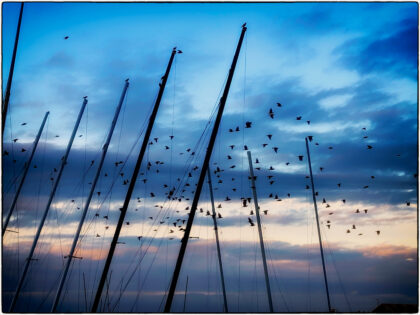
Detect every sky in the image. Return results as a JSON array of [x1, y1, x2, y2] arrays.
[[2, 2, 418, 313]]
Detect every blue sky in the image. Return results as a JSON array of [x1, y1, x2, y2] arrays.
[[2, 2, 418, 313]]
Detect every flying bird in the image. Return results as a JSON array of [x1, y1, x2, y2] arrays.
[[269, 108, 274, 119], [21, 122, 27, 126], [267, 134, 272, 140], [298, 155, 303, 161], [276, 102, 282, 107], [245, 121, 252, 128], [177, 50, 183, 54], [367, 145, 373, 149], [296, 116, 302, 120], [64, 36, 69, 40], [248, 217, 255, 226]]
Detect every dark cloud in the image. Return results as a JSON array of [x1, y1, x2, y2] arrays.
[[335, 18, 418, 80]]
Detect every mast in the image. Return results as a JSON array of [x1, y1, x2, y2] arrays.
[[51, 80, 129, 312], [164, 24, 247, 312], [3, 2, 24, 135], [9, 97, 88, 312], [305, 137, 332, 312], [183, 276, 189, 313], [246, 150, 274, 312], [91, 48, 178, 312], [3, 111, 49, 236], [207, 166, 228, 312]]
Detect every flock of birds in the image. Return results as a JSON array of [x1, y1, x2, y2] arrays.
[[4, 95, 417, 244]]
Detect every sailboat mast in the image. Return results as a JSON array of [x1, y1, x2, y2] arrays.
[[183, 276, 189, 312], [246, 150, 274, 312], [3, 111, 49, 236], [164, 24, 247, 313], [207, 167, 229, 312], [305, 137, 332, 312], [9, 97, 88, 312], [3, 2, 24, 135], [91, 48, 178, 312], [51, 80, 129, 312]]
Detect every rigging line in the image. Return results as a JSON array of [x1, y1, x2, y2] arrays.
[[320, 220, 352, 312], [113, 148, 214, 309], [112, 102, 221, 308]]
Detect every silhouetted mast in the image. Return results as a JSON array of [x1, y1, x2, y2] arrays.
[[3, 111, 49, 236], [207, 167, 228, 312], [51, 80, 129, 312], [91, 48, 178, 312], [164, 24, 247, 312], [9, 97, 88, 312], [3, 2, 24, 135], [247, 150, 274, 312], [305, 137, 332, 312]]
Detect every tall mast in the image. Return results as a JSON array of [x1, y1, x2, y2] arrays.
[[207, 166, 228, 312], [246, 150, 274, 312], [9, 97, 88, 312], [305, 137, 332, 312], [51, 80, 129, 312], [164, 24, 247, 312], [3, 2, 24, 135], [3, 111, 49, 236], [91, 48, 178, 312]]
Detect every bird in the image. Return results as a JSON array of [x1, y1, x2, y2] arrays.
[[298, 155, 303, 161], [376, 230, 380, 235], [242, 199, 248, 207], [64, 36, 69, 40], [150, 192, 155, 197], [308, 136, 313, 142], [367, 145, 373, 149], [21, 122, 27, 126], [276, 102, 282, 107], [328, 146, 333, 150], [327, 224, 331, 229], [267, 134, 272, 140], [406, 202, 411, 206], [3, 150, 9, 156], [218, 213, 223, 219], [229, 128, 234, 132], [55, 135, 60, 138], [245, 121, 252, 128], [13, 138, 18, 142], [296, 116, 302, 120], [306, 120, 310, 125], [363, 185, 369, 189], [346, 230, 350, 234], [337, 183, 341, 188], [364, 209, 368, 213], [352, 224, 356, 229], [269, 108, 274, 119], [262, 143, 268, 147], [248, 217, 255, 226], [286, 162, 290, 165], [355, 209, 360, 213], [244, 145, 248, 150], [235, 126, 240, 132], [21, 148, 26, 152], [263, 210, 268, 215], [320, 167, 324, 171], [273, 147, 278, 153], [229, 145, 235, 150], [177, 50, 183, 54]]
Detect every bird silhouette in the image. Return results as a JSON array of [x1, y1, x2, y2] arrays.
[[263, 210, 268, 215], [376, 230, 380, 235], [21, 148, 26, 152], [245, 121, 252, 128], [277, 102, 282, 107], [229, 145, 235, 150], [307, 120, 310, 125], [269, 108, 274, 119], [367, 145, 373, 149], [308, 136, 313, 142], [296, 116, 302, 120], [273, 147, 278, 153], [21, 122, 27, 126], [177, 50, 183, 54], [248, 217, 255, 226], [218, 213, 223, 219], [298, 155, 303, 161], [64, 36, 69, 40], [13, 138, 18, 142], [267, 134, 272, 140]]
